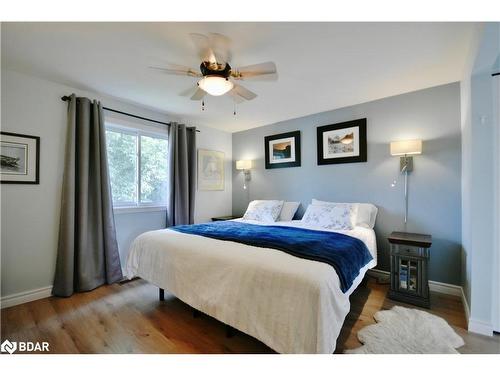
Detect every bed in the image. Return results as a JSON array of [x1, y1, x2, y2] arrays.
[[125, 218, 377, 354]]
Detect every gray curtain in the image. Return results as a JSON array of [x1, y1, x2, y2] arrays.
[[53, 94, 123, 297], [166, 122, 196, 226]]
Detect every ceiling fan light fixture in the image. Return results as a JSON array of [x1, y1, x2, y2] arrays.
[[198, 76, 234, 96]]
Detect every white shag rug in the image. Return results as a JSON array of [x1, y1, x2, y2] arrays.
[[346, 306, 465, 354]]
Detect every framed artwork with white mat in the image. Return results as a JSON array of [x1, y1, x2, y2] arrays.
[[264, 130, 301, 169], [317, 119, 367, 165], [1, 131, 40, 184], [197, 149, 225, 191]]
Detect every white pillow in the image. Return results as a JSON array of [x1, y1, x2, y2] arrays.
[[301, 203, 354, 230], [243, 200, 284, 223], [312, 199, 377, 229], [357, 203, 378, 229], [278, 201, 300, 221]]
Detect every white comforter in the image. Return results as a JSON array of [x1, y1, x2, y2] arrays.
[[125, 219, 377, 353]]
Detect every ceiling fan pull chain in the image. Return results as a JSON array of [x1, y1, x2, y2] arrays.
[[233, 103, 237, 116], [202, 100, 205, 111]]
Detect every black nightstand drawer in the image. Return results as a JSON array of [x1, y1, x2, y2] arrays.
[[392, 244, 428, 258]]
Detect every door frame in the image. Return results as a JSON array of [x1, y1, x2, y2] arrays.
[[493, 73, 500, 333]]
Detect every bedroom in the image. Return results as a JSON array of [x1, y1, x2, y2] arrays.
[[1, 1, 500, 372]]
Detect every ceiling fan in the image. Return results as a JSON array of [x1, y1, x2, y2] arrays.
[[150, 33, 278, 104]]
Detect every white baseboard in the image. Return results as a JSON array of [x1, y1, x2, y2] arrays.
[[428, 279, 462, 296], [367, 268, 391, 280], [1, 286, 53, 309], [460, 287, 470, 324], [468, 318, 494, 336]]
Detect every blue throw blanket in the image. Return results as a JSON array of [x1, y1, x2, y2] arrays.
[[171, 221, 372, 293]]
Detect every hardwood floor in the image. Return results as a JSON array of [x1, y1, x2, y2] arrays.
[[1, 277, 499, 354]]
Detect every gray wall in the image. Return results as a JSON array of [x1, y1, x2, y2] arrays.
[[232, 83, 462, 285], [1, 69, 232, 298]]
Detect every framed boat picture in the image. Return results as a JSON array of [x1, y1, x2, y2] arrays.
[[316, 118, 367, 165], [264, 130, 301, 169], [0, 131, 40, 184]]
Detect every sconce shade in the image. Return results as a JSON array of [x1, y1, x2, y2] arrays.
[[236, 160, 252, 170], [390, 139, 422, 156]]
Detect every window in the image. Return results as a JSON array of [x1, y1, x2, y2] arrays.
[[105, 121, 168, 209]]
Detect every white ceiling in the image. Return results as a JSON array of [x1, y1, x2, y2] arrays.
[[2, 22, 477, 132]]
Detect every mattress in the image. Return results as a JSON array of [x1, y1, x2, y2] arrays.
[[125, 219, 377, 353]]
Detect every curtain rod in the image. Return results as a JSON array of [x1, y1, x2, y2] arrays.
[[493, 72, 499, 77], [61, 96, 199, 132]]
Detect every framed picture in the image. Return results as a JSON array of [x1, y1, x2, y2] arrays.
[[198, 149, 225, 191], [1, 131, 40, 184], [264, 130, 301, 169], [316, 119, 367, 165]]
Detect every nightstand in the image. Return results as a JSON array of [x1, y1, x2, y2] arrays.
[[388, 231, 432, 308], [211, 215, 239, 222]]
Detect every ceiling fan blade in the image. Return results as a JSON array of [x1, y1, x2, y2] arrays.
[[190, 33, 217, 65], [190, 87, 207, 101], [231, 61, 278, 81], [209, 33, 232, 65], [149, 65, 201, 77], [179, 85, 200, 97], [227, 89, 245, 104], [231, 84, 257, 101]]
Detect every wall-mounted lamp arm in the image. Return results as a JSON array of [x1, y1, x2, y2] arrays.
[[236, 160, 253, 190], [390, 140, 423, 227], [242, 169, 251, 190]]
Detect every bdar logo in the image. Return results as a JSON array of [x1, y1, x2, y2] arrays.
[[0, 339, 49, 354], [1, 339, 17, 354]]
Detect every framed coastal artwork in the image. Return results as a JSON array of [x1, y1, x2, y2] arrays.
[[0, 132, 40, 184], [316, 119, 367, 165], [264, 130, 301, 169], [198, 149, 225, 191]]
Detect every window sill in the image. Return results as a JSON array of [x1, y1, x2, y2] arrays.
[[113, 206, 167, 215]]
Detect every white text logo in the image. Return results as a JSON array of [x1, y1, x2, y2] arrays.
[[1, 339, 49, 354]]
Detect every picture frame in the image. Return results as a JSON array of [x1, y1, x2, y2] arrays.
[[1, 131, 40, 184], [264, 130, 301, 169], [316, 118, 367, 165], [197, 149, 225, 191]]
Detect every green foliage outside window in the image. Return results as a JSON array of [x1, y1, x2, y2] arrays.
[[106, 127, 168, 206], [106, 130, 137, 204], [140, 135, 168, 204]]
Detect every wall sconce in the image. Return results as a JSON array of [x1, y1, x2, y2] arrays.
[[236, 160, 252, 190], [390, 139, 422, 224]]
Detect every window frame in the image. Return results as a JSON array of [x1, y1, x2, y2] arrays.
[[105, 115, 169, 213]]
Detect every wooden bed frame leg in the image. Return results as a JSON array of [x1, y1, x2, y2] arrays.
[[159, 288, 165, 301], [225, 324, 235, 338]]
